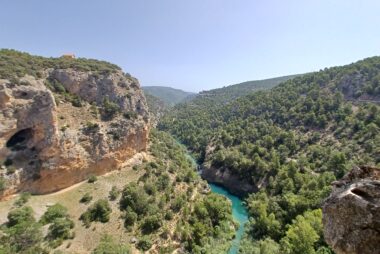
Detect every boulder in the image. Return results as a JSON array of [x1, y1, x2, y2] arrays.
[[322, 166, 380, 254]]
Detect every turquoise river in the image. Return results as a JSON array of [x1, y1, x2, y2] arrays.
[[209, 183, 249, 254], [183, 148, 249, 254]]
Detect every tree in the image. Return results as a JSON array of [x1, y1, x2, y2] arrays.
[[47, 217, 75, 240], [2, 206, 44, 253], [281, 209, 322, 254], [141, 215, 162, 234], [80, 199, 112, 226], [40, 203, 68, 224]]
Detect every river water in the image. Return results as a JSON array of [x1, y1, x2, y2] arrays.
[[183, 150, 249, 254], [209, 183, 249, 254]]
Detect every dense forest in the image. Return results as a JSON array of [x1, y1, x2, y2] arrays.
[[159, 57, 380, 253]]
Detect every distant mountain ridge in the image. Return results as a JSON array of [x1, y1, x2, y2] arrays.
[[142, 86, 195, 106], [197, 74, 300, 103]]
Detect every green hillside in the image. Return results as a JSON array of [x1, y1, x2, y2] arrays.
[[159, 56, 380, 253], [142, 86, 195, 106], [198, 74, 300, 104]]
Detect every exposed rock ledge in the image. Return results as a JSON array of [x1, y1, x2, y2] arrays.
[[0, 69, 149, 199], [201, 166, 256, 197], [322, 166, 380, 254]]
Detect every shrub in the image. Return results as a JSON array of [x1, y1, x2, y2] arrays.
[[124, 209, 137, 229], [80, 193, 93, 204], [108, 186, 119, 201], [80, 199, 112, 227], [120, 183, 149, 216], [88, 175, 98, 183], [14, 192, 31, 207], [85, 122, 99, 131], [0, 177, 6, 191], [137, 236, 152, 251], [47, 217, 75, 241], [165, 211, 174, 220], [93, 234, 130, 254], [40, 203, 68, 224], [123, 111, 137, 120], [7, 206, 35, 227], [102, 98, 120, 118], [141, 215, 162, 234], [3, 207, 44, 253]]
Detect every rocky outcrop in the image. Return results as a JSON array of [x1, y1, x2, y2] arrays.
[[201, 166, 256, 197], [322, 166, 380, 254], [0, 69, 149, 199]]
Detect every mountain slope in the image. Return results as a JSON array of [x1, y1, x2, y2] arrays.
[[142, 86, 195, 106], [159, 56, 380, 253], [198, 74, 300, 104]]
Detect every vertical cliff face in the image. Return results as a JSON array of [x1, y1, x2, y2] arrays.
[[322, 166, 380, 254], [0, 56, 149, 198]]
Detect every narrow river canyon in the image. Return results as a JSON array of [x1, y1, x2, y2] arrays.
[[183, 145, 249, 254]]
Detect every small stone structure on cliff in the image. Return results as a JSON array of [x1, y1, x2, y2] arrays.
[[0, 58, 149, 199], [322, 166, 380, 254]]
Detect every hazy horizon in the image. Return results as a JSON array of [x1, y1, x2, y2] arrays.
[[2, 1, 380, 92]]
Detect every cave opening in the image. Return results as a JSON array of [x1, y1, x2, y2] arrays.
[[6, 128, 33, 151]]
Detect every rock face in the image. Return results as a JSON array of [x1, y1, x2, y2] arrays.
[[0, 69, 149, 199], [322, 166, 380, 254], [201, 166, 256, 197]]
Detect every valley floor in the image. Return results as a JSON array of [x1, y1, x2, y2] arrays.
[[0, 153, 146, 254]]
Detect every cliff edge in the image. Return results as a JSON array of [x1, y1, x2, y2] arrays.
[[0, 50, 149, 198], [322, 166, 380, 254]]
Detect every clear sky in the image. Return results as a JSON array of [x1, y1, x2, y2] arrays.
[[1, 1, 380, 92]]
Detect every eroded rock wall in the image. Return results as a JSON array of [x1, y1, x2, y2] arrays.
[[0, 69, 149, 199]]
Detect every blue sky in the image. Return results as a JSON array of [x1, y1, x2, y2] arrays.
[[1, 1, 380, 92]]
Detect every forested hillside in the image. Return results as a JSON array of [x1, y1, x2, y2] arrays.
[[197, 74, 299, 104], [142, 86, 195, 106], [144, 93, 168, 125], [159, 56, 380, 253]]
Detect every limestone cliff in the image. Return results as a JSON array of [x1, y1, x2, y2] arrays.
[[322, 166, 380, 254], [0, 55, 149, 199]]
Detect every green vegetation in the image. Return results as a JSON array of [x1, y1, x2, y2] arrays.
[[0, 177, 6, 191], [136, 236, 152, 251], [80, 192, 93, 204], [93, 234, 130, 254], [0, 206, 45, 253], [13, 192, 31, 207], [45, 78, 83, 107], [102, 98, 121, 118], [159, 56, 380, 252], [0, 203, 74, 253], [197, 74, 299, 104], [40, 203, 69, 224], [108, 186, 120, 201], [80, 199, 112, 227], [144, 93, 168, 121], [0, 49, 121, 80], [40, 203, 75, 247], [47, 218, 75, 247], [143, 86, 195, 106], [88, 174, 98, 183]]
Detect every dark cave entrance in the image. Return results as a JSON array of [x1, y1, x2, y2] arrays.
[[6, 128, 33, 151]]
